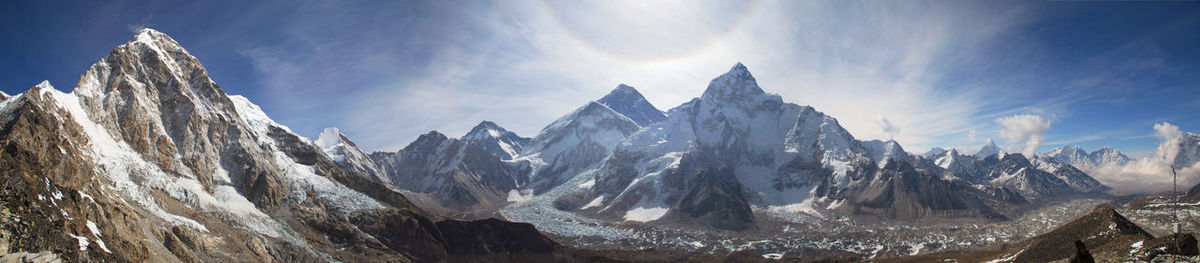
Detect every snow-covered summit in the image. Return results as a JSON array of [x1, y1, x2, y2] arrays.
[[975, 139, 1002, 158], [701, 62, 767, 101], [597, 84, 666, 126], [863, 139, 909, 166], [519, 101, 640, 193], [315, 127, 361, 160], [1044, 144, 1132, 171], [462, 121, 530, 160]]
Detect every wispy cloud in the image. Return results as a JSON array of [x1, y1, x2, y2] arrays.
[[230, 0, 1192, 155]]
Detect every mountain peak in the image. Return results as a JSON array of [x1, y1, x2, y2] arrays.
[[471, 120, 502, 131], [975, 139, 1001, 158], [462, 121, 530, 160], [316, 127, 357, 150], [701, 62, 764, 101], [34, 80, 52, 90], [730, 62, 749, 74], [597, 84, 665, 126], [612, 83, 637, 93], [127, 28, 182, 49], [464, 120, 508, 139]]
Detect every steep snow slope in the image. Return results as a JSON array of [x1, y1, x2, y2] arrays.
[[518, 101, 641, 194], [461, 121, 531, 160]]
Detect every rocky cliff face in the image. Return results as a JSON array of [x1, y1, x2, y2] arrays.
[[0, 29, 567, 262]]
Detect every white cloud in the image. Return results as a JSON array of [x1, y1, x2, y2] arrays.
[[1085, 122, 1200, 194], [239, 1, 1034, 152], [996, 114, 1051, 157], [877, 115, 900, 140]]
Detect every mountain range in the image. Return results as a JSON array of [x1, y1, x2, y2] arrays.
[[5, 29, 1200, 262], [0, 29, 576, 262]]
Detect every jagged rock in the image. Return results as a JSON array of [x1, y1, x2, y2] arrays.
[[0, 251, 63, 263], [1136, 232, 1199, 261]]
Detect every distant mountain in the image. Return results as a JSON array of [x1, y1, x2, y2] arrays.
[[461, 121, 531, 160], [929, 147, 1108, 199], [315, 127, 389, 184], [1044, 145, 1132, 171], [597, 84, 666, 126], [922, 147, 948, 158], [974, 139, 1002, 158], [370, 130, 529, 218], [556, 63, 1052, 230], [518, 101, 641, 194]]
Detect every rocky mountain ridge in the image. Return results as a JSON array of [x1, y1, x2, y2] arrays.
[[0, 29, 576, 262]]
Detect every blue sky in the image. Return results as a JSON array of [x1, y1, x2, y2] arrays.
[[2, 0, 1198, 156]]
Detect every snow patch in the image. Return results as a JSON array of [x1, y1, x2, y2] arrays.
[[68, 233, 89, 251], [577, 179, 595, 189], [624, 206, 669, 222], [507, 189, 532, 202], [86, 220, 102, 237], [580, 196, 605, 210]]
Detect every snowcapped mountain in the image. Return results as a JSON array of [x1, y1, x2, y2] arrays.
[[974, 139, 1002, 158], [315, 127, 388, 183], [922, 147, 948, 158], [370, 130, 529, 218], [862, 140, 910, 167], [1091, 146, 1133, 167], [934, 148, 978, 174], [518, 101, 641, 194], [0, 29, 565, 262], [461, 120, 531, 160], [553, 63, 1045, 230], [597, 84, 667, 126], [1044, 145, 1132, 171]]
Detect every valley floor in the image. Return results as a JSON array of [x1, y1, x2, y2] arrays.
[[500, 169, 1114, 260]]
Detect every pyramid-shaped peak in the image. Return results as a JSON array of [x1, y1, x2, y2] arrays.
[[34, 80, 53, 90], [612, 84, 637, 93], [473, 120, 501, 129], [702, 62, 764, 100], [975, 139, 1001, 158], [464, 121, 511, 139], [135, 28, 164, 37], [316, 127, 356, 149], [598, 84, 666, 126], [601, 84, 646, 99], [128, 28, 178, 46]]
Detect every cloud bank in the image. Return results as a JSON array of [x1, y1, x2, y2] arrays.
[[996, 114, 1051, 157], [1085, 122, 1200, 194]]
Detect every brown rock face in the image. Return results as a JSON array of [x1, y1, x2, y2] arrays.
[[1, 29, 573, 263], [72, 29, 289, 209]]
